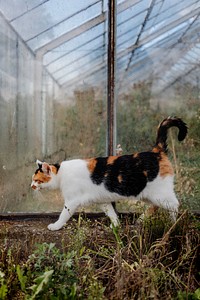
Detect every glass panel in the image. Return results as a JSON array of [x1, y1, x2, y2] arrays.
[[47, 35, 104, 74], [118, 0, 147, 24], [9, 0, 98, 40], [43, 23, 104, 66], [0, 1, 107, 213], [143, 0, 199, 36], [116, 0, 200, 212], [0, 0, 47, 21], [27, 2, 103, 51], [52, 47, 104, 81], [118, 11, 147, 36], [58, 55, 105, 85]]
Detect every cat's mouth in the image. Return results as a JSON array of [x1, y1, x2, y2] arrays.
[[31, 183, 41, 191]]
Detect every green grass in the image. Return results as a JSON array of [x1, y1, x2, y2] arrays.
[[0, 213, 199, 300]]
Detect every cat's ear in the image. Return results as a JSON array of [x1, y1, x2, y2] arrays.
[[36, 159, 42, 166], [36, 160, 51, 175], [41, 162, 51, 175]]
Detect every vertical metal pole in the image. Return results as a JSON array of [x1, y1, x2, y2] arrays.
[[107, 0, 117, 157], [107, 0, 117, 210]]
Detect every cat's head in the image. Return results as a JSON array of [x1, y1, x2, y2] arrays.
[[31, 160, 60, 190]]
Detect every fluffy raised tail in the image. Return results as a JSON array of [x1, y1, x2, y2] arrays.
[[155, 117, 188, 153]]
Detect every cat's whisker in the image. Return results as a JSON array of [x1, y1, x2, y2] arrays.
[[32, 189, 45, 201]]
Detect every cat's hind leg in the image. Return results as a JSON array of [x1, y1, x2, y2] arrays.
[[48, 201, 78, 231], [152, 194, 179, 222], [100, 203, 120, 228]]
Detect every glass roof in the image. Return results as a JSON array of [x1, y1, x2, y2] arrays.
[[0, 0, 200, 94]]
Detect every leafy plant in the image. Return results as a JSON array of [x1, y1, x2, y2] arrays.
[[23, 243, 78, 299], [16, 265, 27, 292], [0, 271, 8, 300], [177, 288, 200, 300], [28, 270, 54, 300]]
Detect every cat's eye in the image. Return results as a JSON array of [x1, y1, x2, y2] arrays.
[[36, 180, 42, 184]]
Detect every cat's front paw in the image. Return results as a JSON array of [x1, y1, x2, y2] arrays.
[[110, 220, 120, 229], [48, 222, 63, 231]]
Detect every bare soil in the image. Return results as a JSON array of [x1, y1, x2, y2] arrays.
[[0, 215, 116, 262]]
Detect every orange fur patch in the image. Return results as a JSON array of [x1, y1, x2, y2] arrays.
[[87, 158, 97, 173], [118, 174, 123, 183], [33, 171, 51, 183], [159, 153, 174, 177], [143, 171, 147, 177], [107, 156, 117, 165], [50, 165, 59, 174], [152, 144, 162, 153]]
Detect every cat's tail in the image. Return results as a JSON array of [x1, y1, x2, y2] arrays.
[[154, 117, 188, 153]]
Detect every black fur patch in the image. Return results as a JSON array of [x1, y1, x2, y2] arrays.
[[90, 152, 160, 197], [90, 157, 107, 185], [35, 164, 43, 174], [53, 163, 60, 172]]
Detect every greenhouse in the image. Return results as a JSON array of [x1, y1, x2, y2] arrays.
[[0, 1, 200, 299], [0, 0, 200, 213]]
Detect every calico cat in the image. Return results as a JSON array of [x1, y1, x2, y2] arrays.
[[31, 117, 187, 231]]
